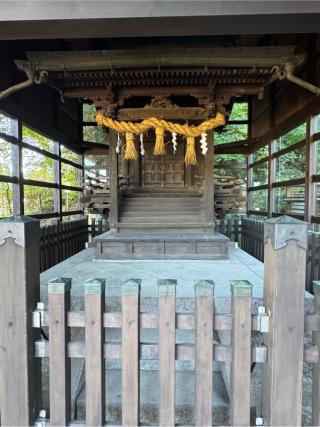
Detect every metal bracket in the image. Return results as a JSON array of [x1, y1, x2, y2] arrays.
[[34, 410, 47, 427], [252, 306, 269, 333], [252, 345, 268, 363], [32, 302, 45, 328], [34, 340, 47, 358]]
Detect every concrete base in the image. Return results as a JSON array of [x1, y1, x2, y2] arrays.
[[94, 231, 230, 260]]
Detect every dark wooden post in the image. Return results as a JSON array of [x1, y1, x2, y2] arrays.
[[0, 215, 42, 426], [262, 216, 308, 426], [109, 130, 119, 232], [204, 130, 214, 225]]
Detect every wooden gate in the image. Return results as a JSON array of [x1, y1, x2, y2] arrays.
[[1, 215, 320, 426]]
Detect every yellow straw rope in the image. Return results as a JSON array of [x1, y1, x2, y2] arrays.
[[96, 112, 225, 165], [96, 112, 225, 137]]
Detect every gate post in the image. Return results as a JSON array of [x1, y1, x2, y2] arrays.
[[262, 216, 308, 426], [0, 215, 42, 426]]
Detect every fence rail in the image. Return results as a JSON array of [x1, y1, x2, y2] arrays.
[[40, 218, 88, 272]]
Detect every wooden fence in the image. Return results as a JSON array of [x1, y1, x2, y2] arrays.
[[215, 214, 243, 244], [241, 217, 265, 262], [88, 217, 109, 238], [1, 214, 320, 426], [40, 218, 88, 272]]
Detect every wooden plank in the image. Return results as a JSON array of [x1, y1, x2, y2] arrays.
[[262, 217, 307, 426], [48, 278, 71, 426], [158, 279, 176, 427], [195, 281, 214, 426], [85, 278, 106, 426], [313, 280, 320, 425], [230, 280, 252, 427], [122, 279, 141, 426], [0, 217, 41, 425]]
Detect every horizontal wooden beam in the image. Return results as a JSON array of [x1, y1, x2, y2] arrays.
[[272, 177, 305, 188], [23, 46, 303, 71]]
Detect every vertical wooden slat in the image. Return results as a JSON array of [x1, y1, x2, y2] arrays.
[[0, 217, 41, 425], [262, 217, 307, 426], [230, 280, 252, 427], [313, 280, 320, 426], [158, 279, 176, 427], [48, 277, 71, 426], [195, 280, 214, 427], [122, 279, 141, 426], [85, 278, 106, 426], [204, 130, 214, 223]]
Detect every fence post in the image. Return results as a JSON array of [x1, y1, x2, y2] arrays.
[[230, 280, 252, 427], [195, 280, 214, 427], [158, 279, 177, 427], [262, 216, 308, 426], [84, 278, 106, 426], [122, 279, 141, 426], [48, 277, 71, 426], [0, 215, 42, 426]]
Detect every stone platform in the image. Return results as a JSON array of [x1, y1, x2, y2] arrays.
[[94, 231, 230, 260]]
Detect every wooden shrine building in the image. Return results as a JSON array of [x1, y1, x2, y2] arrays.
[[9, 45, 306, 259]]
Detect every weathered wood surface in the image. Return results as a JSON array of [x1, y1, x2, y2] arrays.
[[262, 217, 307, 426], [48, 278, 71, 426], [85, 278, 106, 426], [230, 280, 252, 426], [122, 279, 141, 426], [0, 217, 41, 426], [195, 281, 214, 426], [158, 279, 176, 426]]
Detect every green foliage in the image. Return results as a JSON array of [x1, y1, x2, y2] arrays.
[[0, 124, 81, 218], [229, 102, 248, 121], [83, 126, 108, 144], [83, 104, 97, 122]]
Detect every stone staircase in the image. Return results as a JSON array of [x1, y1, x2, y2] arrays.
[[118, 188, 209, 233], [94, 188, 229, 260]]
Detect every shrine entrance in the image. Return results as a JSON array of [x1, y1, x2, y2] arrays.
[[142, 140, 185, 188]]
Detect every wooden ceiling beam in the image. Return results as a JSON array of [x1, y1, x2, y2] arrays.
[[20, 46, 304, 71]]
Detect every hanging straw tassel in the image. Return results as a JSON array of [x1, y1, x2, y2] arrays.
[[124, 132, 138, 160], [185, 136, 197, 165], [153, 127, 166, 156]]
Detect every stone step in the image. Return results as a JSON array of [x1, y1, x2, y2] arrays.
[[119, 216, 204, 223], [120, 210, 203, 216], [74, 369, 230, 425]]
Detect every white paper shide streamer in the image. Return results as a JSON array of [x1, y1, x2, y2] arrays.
[[116, 133, 121, 154], [200, 132, 208, 155], [172, 132, 177, 154], [140, 133, 145, 156]]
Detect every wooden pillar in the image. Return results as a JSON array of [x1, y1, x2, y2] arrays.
[[109, 130, 119, 231], [204, 130, 214, 224], [267, 140, 276, 217], [262, 216, 307, 426], [247, 153, 253, 214], [0, 216, 41, 425], [305, 116, 317, 223], [54, 143, 62, 221], [12, 119, 24, 215]]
